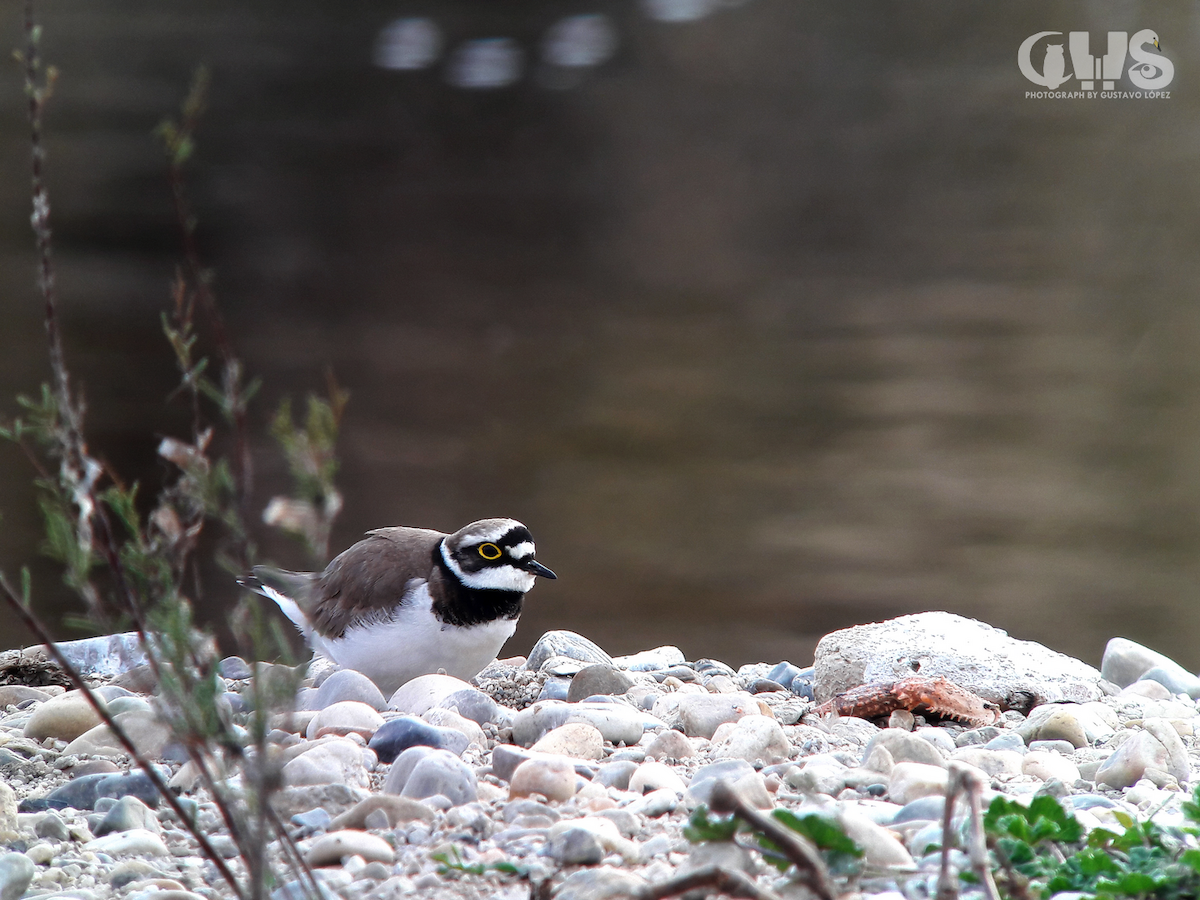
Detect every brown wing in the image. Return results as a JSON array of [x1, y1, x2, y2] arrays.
[[308, 527, 446, 638]]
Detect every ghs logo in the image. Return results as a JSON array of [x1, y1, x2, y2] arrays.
[[1019, 30, 1173, 92]]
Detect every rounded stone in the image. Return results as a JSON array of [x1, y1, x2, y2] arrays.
[[862, 729, 946, 768], [1095, 731, 1168, 789], [509, 756, 578, 802], [531, 723, 604, 760], [315, 669, 387, 711], [1022, 750, 1081, 784], [708, 714, 790, 764], [24, 690, 105, 742], [383, 747, 477, 806], [567, 665, 634, 702], [0, 851, 35, 900], [218, 656, 253, 679], [86, 827, 170, 857], [283, 739, 370, 789], [1030, 708, 1089, 748], [594, 760, 638, 791], [305, 829, 395, 866], [0, 686, 51, 708], [651, 692, 757, 739], [526, 631, 614, 672], [94, 795, 160, 836], [305, 701, 385, 741], [627, 761, 686, 795], [644, 729, 695, 761], [421, 707, 486, 748], [548, 826, 605, 865], [888, 762, 950, 805], [368, 716, 469, 764], [950, 748, 1023, 777]]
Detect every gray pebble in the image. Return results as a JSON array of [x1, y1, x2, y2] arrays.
[[315, 669, 387, 711], [594, 760, 638, 791], [538, 678, 571, 702], [984, 732, 1026, 753], [549, 826, 605, 865], [94, 795, 160, 836], [218, 656, 253, 679], [34, 811, 71, 841], [290, 807, 332, 836], [0, 852, 35, 900], [567, 665, 634, 702], [384, 746, 478, 806], [526, 631, 614, 672]]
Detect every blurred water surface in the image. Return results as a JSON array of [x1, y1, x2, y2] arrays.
[[2, 1, 1200, 669]]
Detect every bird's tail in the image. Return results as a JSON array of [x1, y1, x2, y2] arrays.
[[238, 567, 315, 640]]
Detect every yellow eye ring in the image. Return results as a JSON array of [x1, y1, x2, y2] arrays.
[[478, 542, 503, 560]]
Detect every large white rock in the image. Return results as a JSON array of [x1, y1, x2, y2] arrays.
[[814, 612, 1103, 706]]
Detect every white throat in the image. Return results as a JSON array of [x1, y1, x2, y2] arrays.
[[440, 540, 537, 593]]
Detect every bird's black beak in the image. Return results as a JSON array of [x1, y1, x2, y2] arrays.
[[521, 558, 557, 579]]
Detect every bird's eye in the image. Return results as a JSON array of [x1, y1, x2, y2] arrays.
[[478, 542, 502, 560]]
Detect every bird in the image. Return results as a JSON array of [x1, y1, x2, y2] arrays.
[[239, 517, 556, 696]]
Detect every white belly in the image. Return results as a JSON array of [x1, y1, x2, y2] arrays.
[[310, 583, 518, 696]]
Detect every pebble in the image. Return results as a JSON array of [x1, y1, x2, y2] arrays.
[[643, 729, 694, 761], [305, 700, 384, 740], [86, 828, 170, 857], [314, 669, 387, 711], [383, 747, 477, 806], [651, 692, 758, 739], [508, 756, 577, 802], [628, 761, 686, 795], [421, 707, 486, 748], [64, 710, 172, 758], [24, 690, 105, 742], [548, 826, 605, 865], [511, 700, 646, 747], [612, 646, 686, 672], [554, 867, 648, 900], [525, 630, 614, 672], [283, 739, 371, 789], [0, 685, 51, 707], [1138, 665, 1200, 700], [567, 664, 635, 701], [708, 714, 790, 764], [1101, 637, 1193, 689], [888, 762, 950, 805], [305, 830, 395, 866], [368, 716, 469, 763], [951, 747, 1023, 777], [1022, 750, 1081, 784], [1095, 731, 1167, 789], [626, 788, 678, 817], [862, 729, 946, 767], [387, 674, 497, 725], [531, 722, 605, 759], [0, 852, 34, 900], [94, 796, 160, 836], [270, 784, 369, 820]]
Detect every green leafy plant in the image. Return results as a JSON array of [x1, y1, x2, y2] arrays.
[[1, 6, 345, 900], [686, 801, 864, 883], [981, 787, 1200, 899], [432, 844, 524, 878]]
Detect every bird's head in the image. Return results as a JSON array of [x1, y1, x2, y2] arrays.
[[440, 518, 556, 592]]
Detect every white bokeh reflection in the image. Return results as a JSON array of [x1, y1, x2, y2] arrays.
[[542, 14, 617, 69], [446, 38, 524, 89], [374, 18, 442, 70], [640, 0, 720, 23]]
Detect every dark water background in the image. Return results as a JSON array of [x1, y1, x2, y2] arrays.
[[2, 1, 1200, 671]]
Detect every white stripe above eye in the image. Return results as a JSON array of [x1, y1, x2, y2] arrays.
[[508, 541, 535, 560]]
